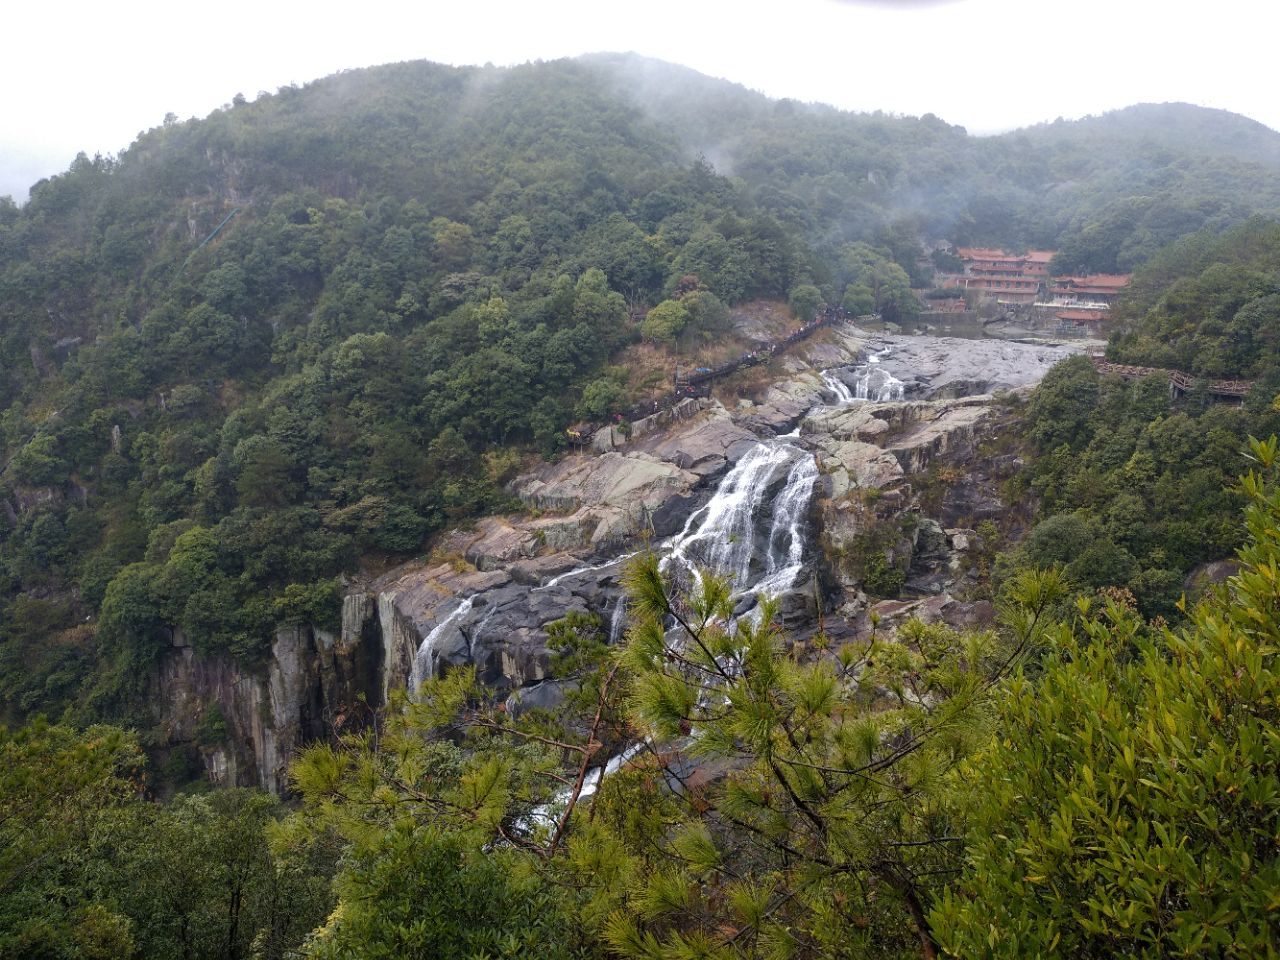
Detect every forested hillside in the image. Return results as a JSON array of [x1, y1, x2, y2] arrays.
[[4, 50, 1280, 735], [3, 52, 1280, 960]]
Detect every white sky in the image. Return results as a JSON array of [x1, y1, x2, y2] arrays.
[[2, 0, 1276, 202]]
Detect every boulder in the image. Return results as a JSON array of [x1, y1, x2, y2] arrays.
[[632, 407, 759, 477], [511, 451, 701, 550]]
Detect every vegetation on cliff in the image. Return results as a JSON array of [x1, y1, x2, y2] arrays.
[[4, 57, 1279, 732], [2, 52, 1280, 959]]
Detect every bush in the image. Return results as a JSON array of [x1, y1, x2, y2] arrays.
[[933, 438, 1280, 958]]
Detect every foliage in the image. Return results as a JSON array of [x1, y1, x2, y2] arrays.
[[4, 55, 1280, 734], [0, 59, 823, 726], [1009, 344, 1280, 618], [933, 436, 1280, 958], [788, 282, 825, 322], [1109, 217, 1280, 378], [835, 243, 918, 322], [0, 721, 334, 959], [595, 557, 1066, 959], [640, 299, 690, 346]]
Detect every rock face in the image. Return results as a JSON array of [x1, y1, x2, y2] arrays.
[[512, 451, 700, 550], [860, 335, 1078, 398], [157, 325, 1086, 794], [339, 401, 766, 702], [154, 622, 381, 794], [503, 400, 760, 555], [756, 329, 1084, 641]]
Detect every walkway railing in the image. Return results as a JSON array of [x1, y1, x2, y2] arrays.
[[1090, 355, 1253, 399], [617, 309, 872, 423]]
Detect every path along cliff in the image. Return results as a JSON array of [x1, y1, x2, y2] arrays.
[[161, 324, 1080, 791]]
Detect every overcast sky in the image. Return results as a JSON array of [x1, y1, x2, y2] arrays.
[[2, 0, 1275, 201]]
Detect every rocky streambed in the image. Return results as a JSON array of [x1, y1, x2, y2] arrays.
[[164, 327, 1081, 791]]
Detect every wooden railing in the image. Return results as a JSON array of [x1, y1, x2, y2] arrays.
[[615, 309, 874, 424], [1090, 356, 1253, 398]]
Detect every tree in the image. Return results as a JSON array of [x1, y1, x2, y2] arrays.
[[680, 289, 730, 338], [788, 283, 824, 322], [285, 654, 619, 959], [0, 721, 143, 957], [0, 721, 335, 960], [599, 558, 1067, 959], [932, 436, 1280, 958], [579, 375, 627, 420], [1024, 355, 1101, 452], [837, 242, 919, 323], [640, 300, 689, 346]]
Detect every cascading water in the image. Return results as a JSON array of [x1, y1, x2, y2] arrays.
[[853, 347, 905, 402], [531, 440, 820, 830], [608, 596, 628, 645], [409, 595, 474, 694], [662, 443, 806, 591], [415, 345, 909, 700], [520, 350, 910, 828], [754, 454, 820, 599], [425, 338, 925, 817], [821, 370, 855, 404]]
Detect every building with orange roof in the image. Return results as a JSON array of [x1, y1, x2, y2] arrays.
[[950, 248, 1059, 303], [1054, 307, 1109, 324], [1049, 274, 1131, 304]]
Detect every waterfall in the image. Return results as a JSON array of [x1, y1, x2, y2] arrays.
[[825, 348, 906, 405], [821, 370, 855, 404], [754, 454, 820, 598], [662, 443, 800, 589], [854, 348, 905, 402], [409, 596, 474, 694], [608, 596, 628, 644], [521, 370, 854, 835]]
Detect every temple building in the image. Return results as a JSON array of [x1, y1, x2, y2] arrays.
[[948, 247, 1059, 303], [1048, 274, 1132, 305]]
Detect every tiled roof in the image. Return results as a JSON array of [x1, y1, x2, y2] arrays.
[[1052, 274, 1131, 288]]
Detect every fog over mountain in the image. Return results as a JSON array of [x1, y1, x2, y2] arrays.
[[3, 31, 1280, 960], [4, 0, 1275, 200]]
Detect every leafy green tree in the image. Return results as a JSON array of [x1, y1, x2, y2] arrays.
[[680, 289, 730, 338], [788, 282, 824, 322], [835, 243, 920, 323], [579, 375, 627, 420], [1024, 355, 1101, 452], [640, 299, 689, 346], [0, 721, 336, 960], [8, 433, 65, 486], [933, 437, 1280, 957], [0, 721, 143, 957], [302, 827, 585, 959]]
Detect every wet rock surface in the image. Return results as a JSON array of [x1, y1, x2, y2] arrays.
[[162, 326, 1087, 793], [858, 334, 1078, 399]]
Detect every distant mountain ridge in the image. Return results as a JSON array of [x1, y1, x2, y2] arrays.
[[1016, 101, 1280, 168], [2, 50, 1279, 739]]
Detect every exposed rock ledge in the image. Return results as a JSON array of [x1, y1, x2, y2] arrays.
[[156, 325, 1085, 794]]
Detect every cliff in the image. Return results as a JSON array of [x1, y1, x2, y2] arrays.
[[154, 324, 1081, 792]]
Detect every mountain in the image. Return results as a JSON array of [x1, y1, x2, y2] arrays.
[[2, 51, 1278, 744], [1017, 101, 1280, 168], [3, 53, 1280, 960]]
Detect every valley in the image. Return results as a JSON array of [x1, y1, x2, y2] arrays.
[[2, 50, 1279, 960]]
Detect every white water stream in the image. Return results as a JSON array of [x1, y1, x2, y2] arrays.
[[409, 596, 474, 693], [417, 341, 907, 814], [823, 347, 905, 405], [661, 442, 813, 592], [853, 347, 905, 402]]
